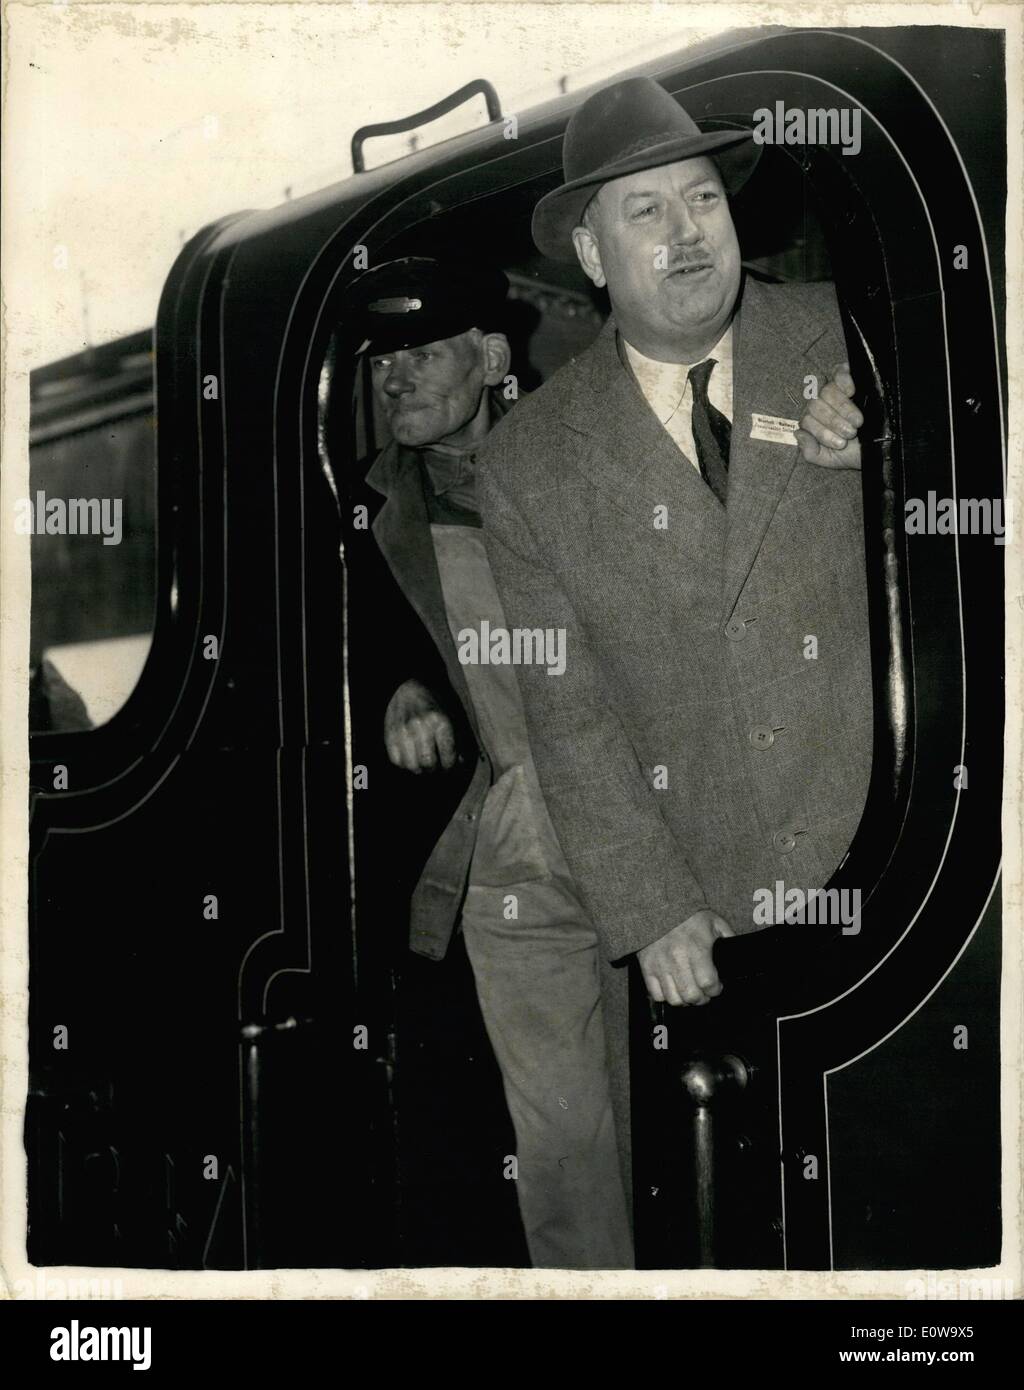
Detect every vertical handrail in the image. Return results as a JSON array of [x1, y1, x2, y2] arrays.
[[679, 1055, 749, 1266], [240, 1023, 263, 1269]]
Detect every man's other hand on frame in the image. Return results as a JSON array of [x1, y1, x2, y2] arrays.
[[384, 679, 458, 773], [795, 361, 863, 470], [637, 909, 735, 1006]]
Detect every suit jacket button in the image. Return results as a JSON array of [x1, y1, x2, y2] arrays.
[[750, 725, 774, 749], [725, 618, 746, 640], [773, 830, 797, 853]]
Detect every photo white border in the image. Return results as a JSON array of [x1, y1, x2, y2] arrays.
[[2, 0, 1020, 1301]]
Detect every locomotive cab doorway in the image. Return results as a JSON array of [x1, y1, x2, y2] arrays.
[[315, 46, 1003, 1271]]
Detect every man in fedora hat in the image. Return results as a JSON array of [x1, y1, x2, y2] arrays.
[[345, 257, 634, 1269], [476, 78, 873, 1219]]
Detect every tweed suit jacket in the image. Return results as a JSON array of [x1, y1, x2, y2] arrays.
[[475, 273, 874, 964]]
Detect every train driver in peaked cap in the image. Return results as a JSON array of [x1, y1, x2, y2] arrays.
[[350, 257, 512, 450]]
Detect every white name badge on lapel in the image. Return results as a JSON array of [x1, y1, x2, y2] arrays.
[[750, 412, 800, 446]]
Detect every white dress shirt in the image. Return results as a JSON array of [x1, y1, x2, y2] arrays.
[[623, 325, 734, 472]]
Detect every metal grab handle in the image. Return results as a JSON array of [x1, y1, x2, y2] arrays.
[[351, 79, 502, 173], [680, 1054, 749, 1267]]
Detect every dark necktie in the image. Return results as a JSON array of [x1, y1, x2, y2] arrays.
[[688, 358, 731, 505]]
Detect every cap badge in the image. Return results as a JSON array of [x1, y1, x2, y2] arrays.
[[369, 296, 423, 314]]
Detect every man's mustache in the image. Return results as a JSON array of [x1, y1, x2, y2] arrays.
[[663, 256, 715, 275]]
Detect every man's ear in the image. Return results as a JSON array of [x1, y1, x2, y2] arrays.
[[480, 331, 512, 386], [572, 225, 606, 289]]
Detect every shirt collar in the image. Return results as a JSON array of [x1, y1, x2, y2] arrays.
[[415, 389, 507, 508], [622, 322, 734, 378], [621, 324, 734, 426]]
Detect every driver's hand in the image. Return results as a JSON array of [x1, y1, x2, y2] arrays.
[[384, 679, 457, 772]]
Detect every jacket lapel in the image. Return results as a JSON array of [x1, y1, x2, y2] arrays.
[[366, 442, 481, 738], [720, 274, 834, 623], [564, 318, 726, 564]]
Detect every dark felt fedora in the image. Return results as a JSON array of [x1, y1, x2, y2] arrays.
[[533, 77, 760, 261]]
